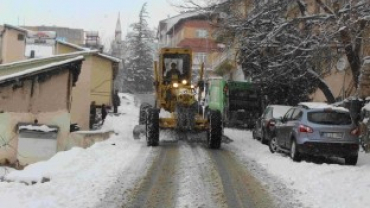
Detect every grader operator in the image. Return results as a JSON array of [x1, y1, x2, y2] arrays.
[[135, 48, 223, 148]]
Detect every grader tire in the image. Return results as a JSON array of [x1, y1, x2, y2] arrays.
[[139, 103, 152, 125], [208, 110, 222, 149], [146, 108, 160, 146]]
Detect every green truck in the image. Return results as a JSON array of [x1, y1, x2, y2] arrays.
[[204, 78, 263, 129]]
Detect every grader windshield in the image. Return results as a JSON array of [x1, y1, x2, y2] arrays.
[[161, 53, 191, 82]]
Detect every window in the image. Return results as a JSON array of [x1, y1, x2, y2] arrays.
[[308, 111, 352, 125], [196, 29, 208, 38], [262, 107, 271, 118], [17, 33, 24, 41], [291, 110, 302, 120], [194, 52, 207, 64], [284, 108, 295, 120]]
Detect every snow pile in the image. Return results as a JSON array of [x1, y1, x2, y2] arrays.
[[1, 92, 370, 208], [299, 102, 349, 112], [101, 93, 138, 136], [19, 125, 58, 132], [226, 129, 370, 208], [0, 93, 144, 208]]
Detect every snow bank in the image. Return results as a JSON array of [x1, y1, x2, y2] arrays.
[[0, 93, 144, 208], [226, 129, 370, 208], [19, 125, 58, 132]]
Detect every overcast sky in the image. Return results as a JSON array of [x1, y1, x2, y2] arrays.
[[0, 0, 182, 46]]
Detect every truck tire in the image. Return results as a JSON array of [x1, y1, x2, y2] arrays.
[[139, 103, 151, 125], [290, 139, 301, 162], [344, 154, 358, 166], [208, 110, 222, 149], [269, 136, 278, 153], [146, 108, 159, 146]]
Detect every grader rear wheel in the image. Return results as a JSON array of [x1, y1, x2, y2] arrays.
[[146, 108, 160, 146], [208, 110, 222, 149]]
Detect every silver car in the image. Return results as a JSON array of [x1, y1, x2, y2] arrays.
[[271, 102, 360, 165], [253, 105, 292, 146]]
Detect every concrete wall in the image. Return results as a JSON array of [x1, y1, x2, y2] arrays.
[[56, 42, 116, 129], [0, 71, 70, 113], [0, 70, 73, 165], [70, 56, 92, 130], [67, 130, 114, 150], [56, 42, 79, 54], [1, 28, 26, 63], [0, 111, 71, 165], [310, 68, 355, 102], [90, 56, 114, 106], [56, 43, 91, 130]]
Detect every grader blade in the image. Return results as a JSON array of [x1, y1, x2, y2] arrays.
[[133, 124, 145, 140]]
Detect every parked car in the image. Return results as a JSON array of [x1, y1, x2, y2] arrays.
[[270, 102, 360, 165], [253, 105, 292, 146]]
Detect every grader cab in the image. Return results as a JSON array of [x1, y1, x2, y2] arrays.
[[136, 48, 223, 148]]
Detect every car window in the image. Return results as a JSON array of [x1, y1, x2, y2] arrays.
[[307, 111, 352, 125], [262, 107, 271, 118], [291, 109, 302, 120], [283, 108, 295, 120], [272, 106, 291, 118]]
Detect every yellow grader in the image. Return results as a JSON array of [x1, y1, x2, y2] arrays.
[[134, 47, 223, 148]]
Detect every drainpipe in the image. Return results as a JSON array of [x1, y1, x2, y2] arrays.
[[0, 27, 5, 63]]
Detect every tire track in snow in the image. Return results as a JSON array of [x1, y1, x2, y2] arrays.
[[208, 149, 274, 208], [93, 142, 158, 208], [175, 140, 220, 208], [124, 140, 179, 208]]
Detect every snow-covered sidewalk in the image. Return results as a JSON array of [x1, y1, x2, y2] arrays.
[[1, 93, 370, 208], [226, 128, 370, 208], [0, 93, 147, 208]]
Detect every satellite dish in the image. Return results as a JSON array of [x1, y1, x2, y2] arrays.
[[336, 56, 347, 72]]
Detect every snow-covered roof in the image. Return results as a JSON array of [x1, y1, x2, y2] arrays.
[[0, 56, 84, 85], [57, 40, 89, 51], [298, 102, 349, 112], [97, 53, 121, 63], [159, 11, 204, 34], [4, 24, 29, 33], [0, 51, 95, 77], [57, 40, 121, 63]]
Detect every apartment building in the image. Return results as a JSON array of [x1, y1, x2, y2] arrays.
[[158, 12, 223, 78]]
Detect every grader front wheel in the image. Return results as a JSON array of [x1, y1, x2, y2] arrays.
[[208, 110, 222, 149], [146, 108, 160, 146], [139, 103, 152, 125]]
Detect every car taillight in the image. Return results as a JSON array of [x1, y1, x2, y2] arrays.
[[350, 127, 360, 136], [299, 124, 313, 133], [267, 120, 275, 127]]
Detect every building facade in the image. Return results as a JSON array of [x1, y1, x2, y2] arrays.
[[0, 55, 83, 165], [56, 41, 120, 130], [157, 12, 223, 78], [25, 25, 84, 45], [0, 24, 28, 64]]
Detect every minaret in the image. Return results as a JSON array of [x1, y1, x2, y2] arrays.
[[115, 12, 122, 42]]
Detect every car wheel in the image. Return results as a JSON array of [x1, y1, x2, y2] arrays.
[[269, 137, 278, 153], [252, 130, 257, 139], [344, 154, 358, 166], [290, 139, 301, 162], [261, 131, 268, 145]]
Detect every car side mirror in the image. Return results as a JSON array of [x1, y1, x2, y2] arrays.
[[280, 117, 286, 123]]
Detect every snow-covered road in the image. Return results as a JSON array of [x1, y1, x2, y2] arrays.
[[1, 93, 370, 208]]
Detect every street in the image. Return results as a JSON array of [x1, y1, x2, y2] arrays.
[[119, 135, 274, 208], [1, 93, 370, 208]]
